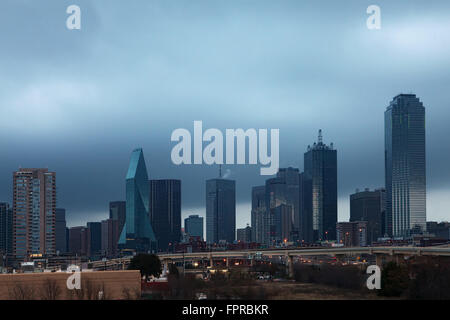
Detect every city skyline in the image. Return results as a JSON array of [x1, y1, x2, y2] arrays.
[[1, 1, 450, 229]]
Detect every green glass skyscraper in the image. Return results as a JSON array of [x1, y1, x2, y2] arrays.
[[119, 148, 157, 253]]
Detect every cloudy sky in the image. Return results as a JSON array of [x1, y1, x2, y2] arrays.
[[1, 0, 450, 228]]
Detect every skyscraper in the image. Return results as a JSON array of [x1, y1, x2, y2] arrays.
[[55, 208, 67, 254], [101, 218, 119, 258], [264, 168, 300, 245], [118, 148, 157, 253], [385, 94, 426, 237], [0, 203, 13, 256], [149, 179, 181, 251], [251, 186, 266, 244], [109, 201, 126, 235], [236, 225, 252, 243], [350, 188, 386, 244], [87, 222, 102, 257], [206, 178, 236, 244], [303, 130, 337, 242], [12, 168, 56, 260], [184, 214, 204, 240]]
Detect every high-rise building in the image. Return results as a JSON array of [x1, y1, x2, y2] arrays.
[[264, 168, 300, 246], [150, 179, 181, 252], [251, 186, 266, 244], [12, 168, 56, 260], [236, 225, 252, 243], [273, 204, 293, 244], [118, 148, 157, 253], [109, 201, 126, 235], [206, 178, 236, 244], [101, 218, 119, 258], [336, 221, 368, 247], [68, 226, 88, 256], [55, 208, 67, 254], [87, 222, 102, 257], [303, 130, 337, 242], [350, 188, 386, 244], [0, 203, 13, 255], [184, 215, 204, 240], [385, 94, 426, 237]]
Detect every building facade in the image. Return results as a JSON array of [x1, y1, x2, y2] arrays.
[[184, 215, 204, 240], [336, 221, 368, 247], [251, 186, 266, 244], [303, 131, 337, 242], [109, 201, 126, 236], [118, 148, 157, 253], [55, 208, 67, 254], [149, 179, 181, 252], [237, 225, 252, 243], [206, 178, 236, 244], [350, 188, 386, 244], [385, 94, 426, 237], [101, 218, 119, 258], [0, 203, 13, 256], [12, 168, 56, 261]]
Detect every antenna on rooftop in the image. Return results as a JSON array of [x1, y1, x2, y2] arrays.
[[318, 129, 323, 144]]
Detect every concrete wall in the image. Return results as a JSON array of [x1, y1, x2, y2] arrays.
[[0, 270, 141, 300]]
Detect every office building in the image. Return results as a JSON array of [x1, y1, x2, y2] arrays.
[[273, 204, 293, 244], [12, 168, 56, 260], [206, 178, 236, 244], [109, 201, 126, 235], [303, 130, 337, 242], [427, 222, 450, 240], [336, 221, 368, 247], [68, 226, 88, 256], [385, 94, 426, 237], [237, 225, 252, 243], [350, 188, 386, 244], [101, 218, 119, 258], [0, 203, 13, 255], [150, 179, 181, 251], [55, 208, 67, 254], [118, 148, 157, 253], [87, 222, 102, 257], [251, 186, 266, 244], [184, 215, 204, 240]]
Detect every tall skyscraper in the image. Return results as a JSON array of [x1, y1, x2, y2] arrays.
[[273, 204, 293, 244], [149, 179, 181, 251], [55, 208, 67, 254], [109, 201, 126, 235], [206, 178, 236, 244], [350, 188, 386, 244], [0, 203, 13, 255], [184, 214, 204, 240], [118, 148, 157, 253], [303, 130, 337, 242], [251, 186, 266, 244], [12, 168, 56, 260], [385, 94, 426, 237]]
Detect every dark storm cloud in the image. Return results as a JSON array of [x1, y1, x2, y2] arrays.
[[1, 0, 450, 227]]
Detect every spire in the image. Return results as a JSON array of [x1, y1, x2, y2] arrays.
[[318, 129, 323, 144]]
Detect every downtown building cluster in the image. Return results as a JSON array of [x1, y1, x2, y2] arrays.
[[1, 94, 449, 270]]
